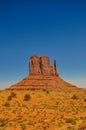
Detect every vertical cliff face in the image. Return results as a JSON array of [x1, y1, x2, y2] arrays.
[[29, 56, 58, 76]]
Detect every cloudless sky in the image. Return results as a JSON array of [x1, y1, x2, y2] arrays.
[[0, 0, 86, 89]]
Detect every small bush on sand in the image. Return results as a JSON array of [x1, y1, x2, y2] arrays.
[[10, 92, 16, 98], [7, 92, 16, 100], [65, 118, 76, 125], [84, 98, 86, 102], [7, 96, 12, 100], [4, 102, 10, 107], [24, 94, 31, 101], [72, 94, 78, 100]]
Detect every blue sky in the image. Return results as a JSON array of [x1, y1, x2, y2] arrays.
[[0, 0, 86, 89]]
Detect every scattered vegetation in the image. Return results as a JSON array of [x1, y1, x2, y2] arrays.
[[7, 95, 12, 100], [65, 118, 76, 125], [43, 89, 49, 94], [0, 89, 86, 130], [84, 98, 86, 102], [72, 94, 78, 99], [24, 94, 31, 101], [0, 118, 8, 127], [7, 91, 16, 101], [4, 102, 10, 107], [10, 91, 16, 98]]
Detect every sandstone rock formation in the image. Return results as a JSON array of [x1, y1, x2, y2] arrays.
[[7, 55, 77, 90], [29, 56, 58, 76]]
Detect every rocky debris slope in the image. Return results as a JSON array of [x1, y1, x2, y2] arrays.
[[8, 75, 77, 90]]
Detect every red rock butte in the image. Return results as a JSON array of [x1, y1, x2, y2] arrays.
[[7, 55, 77, 90], [29, 56, 58, 76]]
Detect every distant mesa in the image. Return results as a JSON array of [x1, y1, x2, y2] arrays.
[[7, 55, 77, 90]]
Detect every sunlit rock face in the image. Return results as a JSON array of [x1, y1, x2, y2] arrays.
[[29, 56, 58, 76]]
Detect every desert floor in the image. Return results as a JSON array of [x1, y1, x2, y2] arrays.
[[0, 89, 86, 130]]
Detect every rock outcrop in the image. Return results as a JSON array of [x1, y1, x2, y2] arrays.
[[29, 56, 58, 76], [7, 55, 77, 90]]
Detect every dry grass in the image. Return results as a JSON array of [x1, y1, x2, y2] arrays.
[[0, 89, 86, 130]]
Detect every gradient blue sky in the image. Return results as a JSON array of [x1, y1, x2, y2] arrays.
[[0, 0, 86, 89]]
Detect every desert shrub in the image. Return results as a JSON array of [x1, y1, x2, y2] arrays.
[[58, 121, 64, 127], [7, 95, 12, 100], [46, 90, 49, 94], [28, 120, 36, 126], [84, 98, 86, 102], [56, 101, 59, 106], [4, 102, 10, 107], [24, 94, 31, 101], [10, 92, 16, 98], [45, 89, 49, 94], [7, 92, 16, 101], [43, 89, 46, 92], [43, 89, 49, 94], [72, 94, 78, 100], [80, 116, 86, 120], [20, 124, 26, 130], [67, 126, 76, 130], [0, 118, 8, 127], [65, 118, 76, 125]]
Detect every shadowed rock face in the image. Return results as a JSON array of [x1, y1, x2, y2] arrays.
[[29, 56, 58, 76]]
